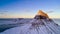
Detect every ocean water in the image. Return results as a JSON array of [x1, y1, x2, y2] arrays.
[[0, 18, 60, 33]]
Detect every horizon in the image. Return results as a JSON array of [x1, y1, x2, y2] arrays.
[[0, 0, 60, 18]]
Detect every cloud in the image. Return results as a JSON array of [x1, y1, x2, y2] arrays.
[[0, 11, 9, 16], [46, 11, 54, 14]]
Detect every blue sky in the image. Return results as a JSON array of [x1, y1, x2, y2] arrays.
[[0, 0, 60, 18]]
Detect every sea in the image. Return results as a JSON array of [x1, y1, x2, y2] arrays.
[[0, 18, 60, 33]]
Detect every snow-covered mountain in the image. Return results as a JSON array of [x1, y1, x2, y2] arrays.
[[0, 10, 60, 34], [1, 19, 60, 34]]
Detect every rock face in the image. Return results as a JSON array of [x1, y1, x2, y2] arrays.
[[1, 10, 60, 34], [37, 10, 49, 19]]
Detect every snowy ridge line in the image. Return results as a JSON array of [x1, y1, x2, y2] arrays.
[[41, 19, 60, 34], [41, 19, 55, 34]]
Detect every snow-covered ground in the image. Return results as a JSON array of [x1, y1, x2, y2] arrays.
[[0, 19, 60, 34], [0, 18, 32, 32]]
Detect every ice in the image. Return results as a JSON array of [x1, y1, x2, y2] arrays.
[[0, 24, 31, 34], [1, 19, 60, 34]]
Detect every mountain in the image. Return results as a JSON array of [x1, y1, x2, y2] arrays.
[[1, 10, 60, 34]]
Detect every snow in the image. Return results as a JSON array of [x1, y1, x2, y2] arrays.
[[0, 24, 31, 34], [1, 19, 60, 34]]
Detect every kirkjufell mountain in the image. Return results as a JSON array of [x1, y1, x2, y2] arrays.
[[1, 10, 60, 34]]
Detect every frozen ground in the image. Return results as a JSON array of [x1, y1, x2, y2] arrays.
[[0, 18, 32, 32], [0, 19, 59, 34]]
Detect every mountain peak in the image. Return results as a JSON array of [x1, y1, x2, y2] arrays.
[[37, 10, 49, 18]]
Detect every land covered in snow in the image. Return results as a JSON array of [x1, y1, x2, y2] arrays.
[[0, 10, 60, 34], [0, 18, 60, 34]]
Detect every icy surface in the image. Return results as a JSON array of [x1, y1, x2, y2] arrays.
[[1, 19, 60, 34]]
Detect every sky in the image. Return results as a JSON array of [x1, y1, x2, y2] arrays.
[[0, 0, 60, 18]]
